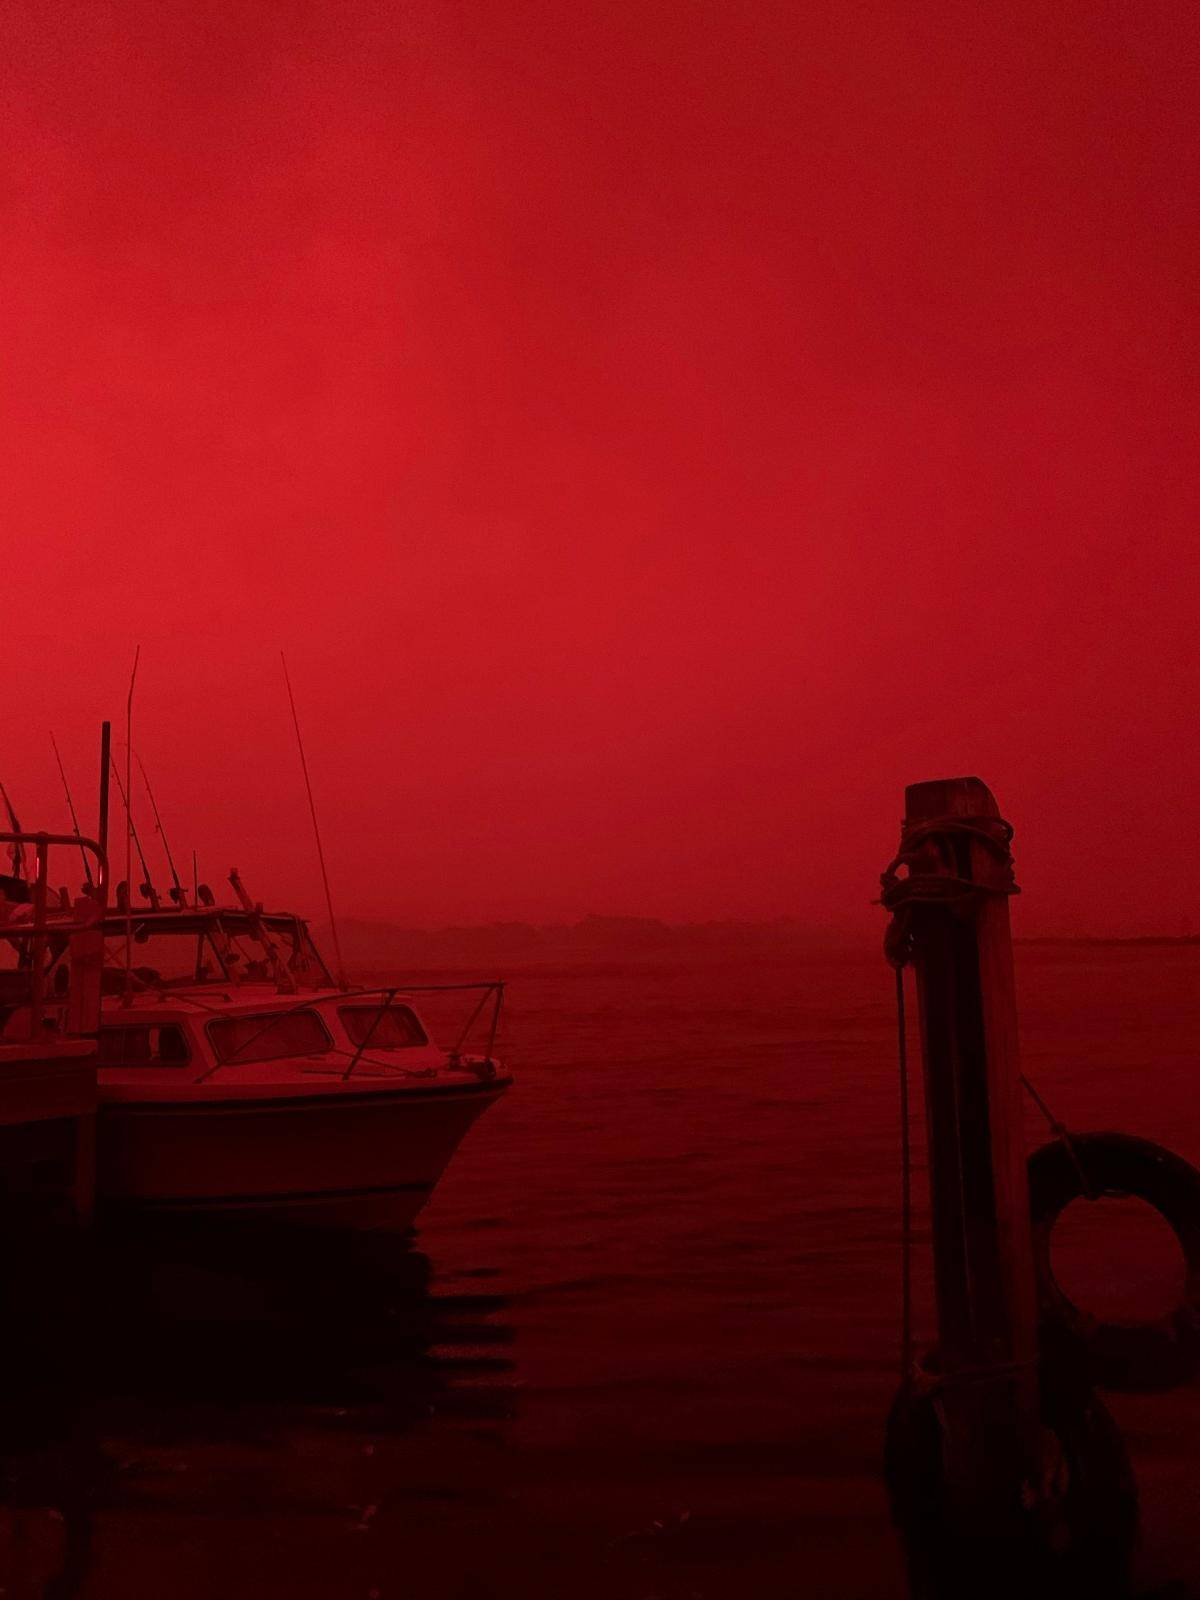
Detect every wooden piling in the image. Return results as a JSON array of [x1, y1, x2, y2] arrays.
[[0, 1037, 98, 1225], [901, 777, 1042, 1538]]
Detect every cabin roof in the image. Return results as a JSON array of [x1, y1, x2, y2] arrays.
[[99, 905, 311, 933]]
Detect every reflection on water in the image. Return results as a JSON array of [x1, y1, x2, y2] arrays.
[[2, 1218, 516, 1599]]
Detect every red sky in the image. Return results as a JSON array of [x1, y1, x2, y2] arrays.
[[2, 1, 1196, 935]]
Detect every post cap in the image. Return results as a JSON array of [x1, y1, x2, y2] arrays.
[[904, 776, 1000, 823]]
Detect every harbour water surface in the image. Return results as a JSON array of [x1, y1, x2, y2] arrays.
[[3, 943, 1198, 1597]]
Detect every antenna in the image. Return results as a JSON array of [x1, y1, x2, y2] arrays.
[[281, 651, 346, 989], [50, 731, 95, 887], [123, 645, 140, 1005], [133, 748, 185, 904]]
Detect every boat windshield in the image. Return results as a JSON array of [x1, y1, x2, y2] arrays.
[[208, 1009, 332, 1064], [339, 1003, 428, 1049], [92, 913, 331, 990], [101, 931, 218, 987]]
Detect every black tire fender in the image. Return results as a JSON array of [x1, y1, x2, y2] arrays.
[[884, 1369, 1137, 1596]]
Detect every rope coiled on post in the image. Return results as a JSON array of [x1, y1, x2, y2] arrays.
[[880, 812, 1019, 972]]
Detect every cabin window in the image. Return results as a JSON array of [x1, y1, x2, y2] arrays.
[[207, 1009, 331, 1064], [339, 1004, 428, 1049], [98, 1024, 191, 1067]]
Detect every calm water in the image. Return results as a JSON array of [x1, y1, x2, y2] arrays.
[[3, 944, 1198, 1597]]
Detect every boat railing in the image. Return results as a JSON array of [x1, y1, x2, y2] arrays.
[[344, 981, 506, 1082], [0, 831, 109, 1042]]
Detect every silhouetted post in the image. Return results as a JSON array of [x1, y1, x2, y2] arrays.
[[902, 777, 1041, 1537]]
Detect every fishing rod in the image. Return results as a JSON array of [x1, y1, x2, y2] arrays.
[[132, 748, 186, 905], [109, 750, 160, 909], [281, 651, 347, 989], [50, 731, 95, 887], [0, 779, 26, 880]]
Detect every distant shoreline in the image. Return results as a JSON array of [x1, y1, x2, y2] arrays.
[[1015, 934, 1200, 948], [319, 915, 1199, 965]]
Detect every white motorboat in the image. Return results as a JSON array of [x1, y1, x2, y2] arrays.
[[4, 872, 510, 1230]]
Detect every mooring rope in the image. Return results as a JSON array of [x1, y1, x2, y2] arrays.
[[1019, 1070, 1098, 1201]]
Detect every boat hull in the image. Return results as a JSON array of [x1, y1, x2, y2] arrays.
[[96, 1079, 507, 1231]]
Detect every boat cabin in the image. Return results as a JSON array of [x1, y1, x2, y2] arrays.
[[91, 988, 447, 1085]]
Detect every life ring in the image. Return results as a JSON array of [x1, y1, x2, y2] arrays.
[[1028, 1132, 1200, 1393]]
